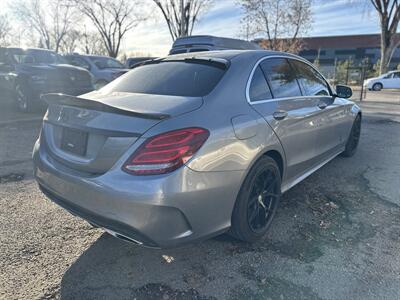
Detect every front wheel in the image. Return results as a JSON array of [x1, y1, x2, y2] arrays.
[[372, 83, 383, 91], [230, 156, 281, 243], [341, 114, 361, 157]]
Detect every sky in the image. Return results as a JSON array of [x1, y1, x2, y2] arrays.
[[0, 0, 380, 56], [125, 0, 379, 56]]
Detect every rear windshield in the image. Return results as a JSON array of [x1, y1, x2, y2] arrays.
[[102, 61, 226, 97]]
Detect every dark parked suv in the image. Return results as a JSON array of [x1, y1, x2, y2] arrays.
[[0, 47, 94, 112]]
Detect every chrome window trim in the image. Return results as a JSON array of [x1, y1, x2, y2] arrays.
[[246, 55, 333, 105]]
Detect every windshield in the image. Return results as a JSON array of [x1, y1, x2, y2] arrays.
[[89, 56, 124, 69], [102, 61, 227, 97], [10, 49, 67, 64]]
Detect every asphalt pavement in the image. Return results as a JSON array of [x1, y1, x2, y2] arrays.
[[0, 95, 399, 300]]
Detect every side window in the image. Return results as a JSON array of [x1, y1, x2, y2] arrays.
[[291, 60, 330, 96], [249, 66, 272, 101], [260, 58, 302, 98], [384, 73, 393, 79], [71, 57, 91, 70], [393, 72, 400, 78]]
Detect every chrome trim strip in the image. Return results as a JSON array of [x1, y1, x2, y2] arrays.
[[245, 55, 333, 105], [281, 148, 343, 193]]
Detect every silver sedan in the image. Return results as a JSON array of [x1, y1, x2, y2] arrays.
[[33, 50, 361, 248]]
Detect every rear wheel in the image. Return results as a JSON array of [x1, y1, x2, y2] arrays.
[[372, 82, 383, 91], [15, 83, 34, 112], [341, 114, 361, 157], [230, 156, 281, 243]]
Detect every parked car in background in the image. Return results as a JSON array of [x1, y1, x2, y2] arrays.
[[0, 47, 94, 112], [64, 53, 129, 89], [364, 70, 400, 91], [126, 56, 158, 69], [169, 35, 261, 55], [34, 50, 361, 248]]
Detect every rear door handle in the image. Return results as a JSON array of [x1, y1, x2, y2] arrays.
[[273, 111, 288, 120], [318, 102, 328, 109]]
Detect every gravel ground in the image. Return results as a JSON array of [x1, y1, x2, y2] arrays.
[[0, 101, 399, 300]]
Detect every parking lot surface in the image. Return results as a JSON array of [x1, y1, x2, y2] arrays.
[[0, 97, 399, 300]]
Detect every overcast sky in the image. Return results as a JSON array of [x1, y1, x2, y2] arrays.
[[1, 0, 380, 56]]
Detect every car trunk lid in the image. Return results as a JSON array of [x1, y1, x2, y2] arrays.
[[41, 92, 203, 174]]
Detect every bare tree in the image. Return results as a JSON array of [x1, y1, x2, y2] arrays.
[[76, 0, 146, 58], [153, 0, 213, 41], [370, 0, 400, 74], [81, 30, 108, 55], [10, 0, 79, 52], [239, 0, 312, 53], [0, 14, 11, 47]]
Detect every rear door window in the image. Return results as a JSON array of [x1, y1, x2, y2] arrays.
[[249, 66, 272, 101], [260, 58, 302, 98], [290, 59, 330, 96], [103, 61, 226, 97]]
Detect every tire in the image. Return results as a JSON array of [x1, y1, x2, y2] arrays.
[[14, 83, 35, 113], [372, 83, 383, 91], [94, 80, 108, 90], [341, 114, 361, 157], [230, 156, 281, 243]]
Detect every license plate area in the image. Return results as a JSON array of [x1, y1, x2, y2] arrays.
[[61, 128, 88, 156]]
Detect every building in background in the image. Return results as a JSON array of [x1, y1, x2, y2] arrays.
[[255, 34, 400, 82]]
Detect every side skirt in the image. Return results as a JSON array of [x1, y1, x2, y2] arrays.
[[281, 148, 344, 193]]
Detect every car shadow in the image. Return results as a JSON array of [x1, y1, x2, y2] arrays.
[[58, 158, 371, 299]]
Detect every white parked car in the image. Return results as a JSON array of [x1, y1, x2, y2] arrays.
[[364, 70, 400, 91]]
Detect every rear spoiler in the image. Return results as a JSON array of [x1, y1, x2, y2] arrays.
[[42, 93, 170, 120]]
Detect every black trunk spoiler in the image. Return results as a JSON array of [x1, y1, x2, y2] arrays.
[[42, 93, 170, 120]]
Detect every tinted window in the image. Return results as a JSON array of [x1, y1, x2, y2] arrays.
[[189, 48, 210, 53], [260, 58, 302, 98], [89, 57, 124, 69], [170, 49, 187, 55], [102, 61, 226, 97], [291, 60, 330, 96], [393, 72, 400, 78], [249, 66, 272, 101]]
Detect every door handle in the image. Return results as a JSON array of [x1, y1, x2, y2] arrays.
[[318, 102, 328, 109], [273, 110, 288, 120]]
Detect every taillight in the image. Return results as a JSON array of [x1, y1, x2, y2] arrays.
[[122, 127, 209, 175]]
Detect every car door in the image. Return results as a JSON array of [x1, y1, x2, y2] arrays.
[[391, 72, 400, 88], [248, 57, 322, 184], [289, 59, 348, 161], [381, 73, 394, 88]]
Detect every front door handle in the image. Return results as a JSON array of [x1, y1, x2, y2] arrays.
[[273, 110, 288, 120], [318, 102, 328, 109]]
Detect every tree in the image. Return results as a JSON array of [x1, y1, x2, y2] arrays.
[[76, 0, 147, 58], [370, 0, 400, 74], [153, 0, 213, 41], [239, 0, 312, 53], [10, 0, 79, 52], [0, 14, 11, 47], [81, 30, 108, 55]]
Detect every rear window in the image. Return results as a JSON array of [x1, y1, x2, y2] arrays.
[[102, 61, 226, 97]]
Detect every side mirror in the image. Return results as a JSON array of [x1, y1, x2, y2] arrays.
[[335, 85, 352, 99]]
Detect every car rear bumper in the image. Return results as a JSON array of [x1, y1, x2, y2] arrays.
[[33, 139, 244, 248]]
